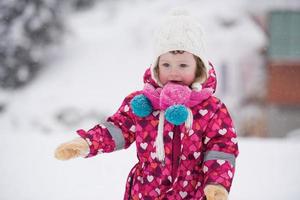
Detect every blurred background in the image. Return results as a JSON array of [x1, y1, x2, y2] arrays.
[[0, 0, 300, 200]]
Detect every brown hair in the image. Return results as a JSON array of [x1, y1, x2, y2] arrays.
[[194, 54, 207, 83], [155, 50, 207, 84]]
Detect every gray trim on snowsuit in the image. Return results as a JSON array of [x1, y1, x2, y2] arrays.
[[103, 121, 125, 151], [204, 150, 236, 167]]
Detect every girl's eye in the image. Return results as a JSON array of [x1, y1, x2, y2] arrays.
[[180, 64, 188, 68], [162, 63, 170, 67]]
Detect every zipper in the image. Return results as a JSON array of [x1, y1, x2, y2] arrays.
[[171, 125, 181, 181]]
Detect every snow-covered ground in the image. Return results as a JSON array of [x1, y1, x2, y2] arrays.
[[0, 133, 300, 200], [1, 1, 300, 199]]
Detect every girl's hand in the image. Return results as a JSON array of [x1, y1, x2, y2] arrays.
[[54, 137, 89, 160], [204, 184, 228, 200]]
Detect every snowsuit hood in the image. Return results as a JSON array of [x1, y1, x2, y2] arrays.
[[143, 61, 217, 98]]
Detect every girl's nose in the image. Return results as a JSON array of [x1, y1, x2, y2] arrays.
[[170, 68, 180, 78]]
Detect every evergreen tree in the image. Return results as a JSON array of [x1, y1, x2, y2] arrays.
[[0, 0, 64, 89]]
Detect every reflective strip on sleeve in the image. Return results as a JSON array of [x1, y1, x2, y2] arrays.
[[204, 150, 236, 167], [103, 122, 125, 151]]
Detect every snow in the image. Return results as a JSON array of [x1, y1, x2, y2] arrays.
[[0, 134, 300, 200], [1, 0, 300, 199]]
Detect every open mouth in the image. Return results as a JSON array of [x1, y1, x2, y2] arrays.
[[169, 80, 184, 85]]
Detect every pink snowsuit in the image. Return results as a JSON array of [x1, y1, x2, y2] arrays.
[[77, 63, 239, 200]]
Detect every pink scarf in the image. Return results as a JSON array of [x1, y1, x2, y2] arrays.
[[142, 82, 213, 111]]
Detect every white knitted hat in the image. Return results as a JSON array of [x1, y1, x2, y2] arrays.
[[150, 9, 210, 87]]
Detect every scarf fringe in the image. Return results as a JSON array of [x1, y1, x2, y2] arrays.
[[155, 109, 193, 163], [185, 108, 193, 131], [155, 111, 166, 162]]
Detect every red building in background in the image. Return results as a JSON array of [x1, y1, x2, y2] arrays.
[[265, 10, 300, 137]]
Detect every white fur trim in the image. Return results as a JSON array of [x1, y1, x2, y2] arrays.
[[191, 82, 202, 91], [155, 111, 165, 162]]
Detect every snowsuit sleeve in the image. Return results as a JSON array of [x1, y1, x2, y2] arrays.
[[76, 92, 138, 158], [201, 101, 239, 192]]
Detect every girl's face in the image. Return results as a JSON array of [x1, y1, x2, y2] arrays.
[[157, 51, 197, 86]]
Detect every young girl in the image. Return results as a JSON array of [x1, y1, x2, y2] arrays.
[[55, 10, 239, 200]]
